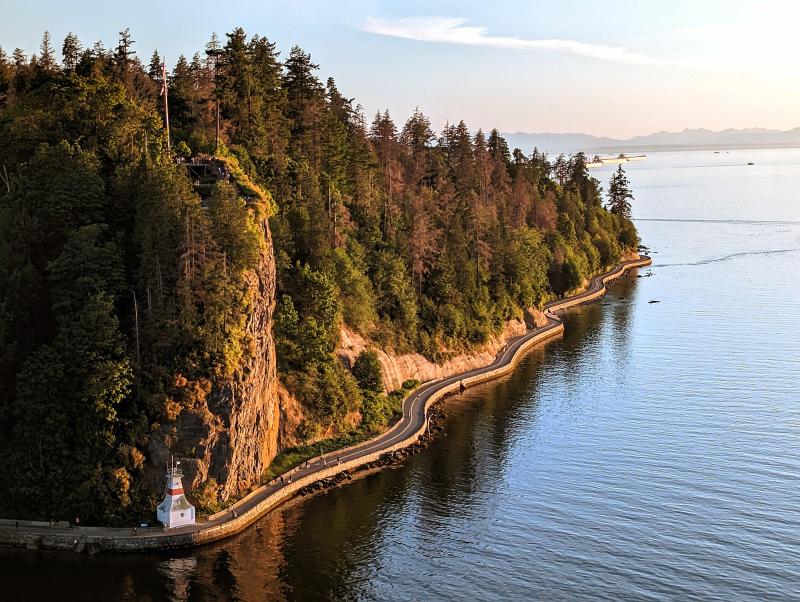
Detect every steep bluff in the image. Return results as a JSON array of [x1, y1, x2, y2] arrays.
[[210, 216, 279, 500], [337, 319, 533, 392], [148, 216, 281, 501]]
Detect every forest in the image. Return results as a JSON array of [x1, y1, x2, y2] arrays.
[[0, 28, 638, 523]]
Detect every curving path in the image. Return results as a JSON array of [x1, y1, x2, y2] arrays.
[[0, 256, 651, 553]]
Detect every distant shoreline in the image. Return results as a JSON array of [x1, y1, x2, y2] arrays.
[[581, 143, 800, 154], [503, 125, 800, 155]]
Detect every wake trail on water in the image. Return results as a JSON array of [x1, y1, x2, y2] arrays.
[[655, 248, 800, 268]]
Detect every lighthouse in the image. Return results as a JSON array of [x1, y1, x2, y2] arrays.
[[156, 457, 196, 529]]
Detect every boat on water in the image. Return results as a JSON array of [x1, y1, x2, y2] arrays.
[[587, 153, 647, 168]]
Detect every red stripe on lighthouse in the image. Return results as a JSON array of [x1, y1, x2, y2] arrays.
[[167, 487, 184, 495]]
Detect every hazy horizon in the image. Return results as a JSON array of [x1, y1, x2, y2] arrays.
[[2, 0, 799, 138], [505, 125, 800, 136]]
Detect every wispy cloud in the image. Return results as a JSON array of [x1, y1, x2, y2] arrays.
[[360, 16, 672, 66]]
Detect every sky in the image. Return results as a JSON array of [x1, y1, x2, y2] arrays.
[[2, 0, 799, 138]]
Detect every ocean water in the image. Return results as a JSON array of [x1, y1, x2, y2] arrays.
[[2, 148, 800, 601]]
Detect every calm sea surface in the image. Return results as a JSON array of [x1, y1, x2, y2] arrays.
[[3, 149, 800, 601]]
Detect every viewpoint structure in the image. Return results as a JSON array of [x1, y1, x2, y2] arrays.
[[156, 457, 195, 529]]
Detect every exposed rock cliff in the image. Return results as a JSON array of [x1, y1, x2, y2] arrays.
[[277, 382, 305, 450], [148, 217, 281, 501], [210, 216, 279, 499], [337, 319, 529, 392]]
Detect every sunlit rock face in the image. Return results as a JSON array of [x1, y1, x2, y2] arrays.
[[148, 216, 280, 502], [337, 319, 527, 393]]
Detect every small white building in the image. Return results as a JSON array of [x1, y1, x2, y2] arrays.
[[156, 459, 196, 529]]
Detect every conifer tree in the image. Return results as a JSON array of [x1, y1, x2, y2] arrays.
[[607, 165, 634, 219], [147, 49, 162, 80], [38, 31, 56, 71], [114, 28, 135, 70], [11, 48, 26, 69], [249, 35, 289, 167], [62, 33, 81, 71]]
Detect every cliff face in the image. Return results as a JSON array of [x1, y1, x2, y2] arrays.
[[148, 217, 281, 501], [337, 319, 529, 392], [209, 216, 279, 500]]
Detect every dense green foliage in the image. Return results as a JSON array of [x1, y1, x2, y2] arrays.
[[0, 33, 269, 523], [608, 164, 634, 220], [352, 350, 384, 394], [0, 29, 638, 523]]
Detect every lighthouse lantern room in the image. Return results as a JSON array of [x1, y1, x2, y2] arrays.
[[157, 457, 196, 529]]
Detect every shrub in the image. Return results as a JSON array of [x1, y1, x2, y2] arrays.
[[352, 350, 384, 393], [192, 479, 221, 515]]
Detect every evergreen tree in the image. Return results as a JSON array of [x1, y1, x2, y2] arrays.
[[11, 48, 27, 69], [169, 54, 195, 130], [147, 49, 162, 80], [114, 28, 135, 70], [38, 31, 56, 71], [607, 165, 634, 219], [62, 33, 82, 71], [248, 35, 289, 168]]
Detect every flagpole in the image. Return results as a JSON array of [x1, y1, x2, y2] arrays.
[[162, 60, 171, 155]]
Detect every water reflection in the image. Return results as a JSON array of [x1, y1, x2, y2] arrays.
[[156, 556, 197, 601]]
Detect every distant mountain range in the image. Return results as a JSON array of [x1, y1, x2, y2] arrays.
[[501, 127, 800, 155]]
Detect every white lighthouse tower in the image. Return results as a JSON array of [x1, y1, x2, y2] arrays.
[[157, 457, 196, 529]]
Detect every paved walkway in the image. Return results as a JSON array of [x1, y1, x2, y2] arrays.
[[0, 256, 651, 552]]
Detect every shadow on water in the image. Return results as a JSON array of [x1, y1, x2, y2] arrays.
[[0, 275, 639, 602]]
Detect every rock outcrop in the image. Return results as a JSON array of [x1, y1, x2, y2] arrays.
[[337, 319, 528, 392], [209, 216, 279, 499], [277, 382, 304, 450], [148, 216, 281, 501]]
